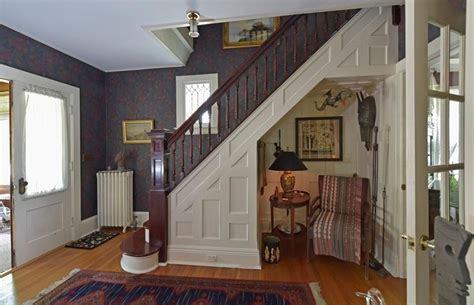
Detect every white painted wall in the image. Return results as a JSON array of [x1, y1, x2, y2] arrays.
[[258, 84, 380, 231], [167, 7, 398, 269], [259, 69, 406, 278]]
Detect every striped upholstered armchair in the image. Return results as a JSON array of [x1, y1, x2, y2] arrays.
[[307, 175, 370, 268]]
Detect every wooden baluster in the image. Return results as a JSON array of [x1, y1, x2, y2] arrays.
[[226, 92, 230, 131], [324, 12, 329, 38], [198, 117, 203, 160], [217, 100, 221, 139], [171, 142, 176, 185], [335, 11, 340, 29], [254, 65, 258, 103], [235, 83, 239, 121], [345, 10, 351, 22], [189, 127, 193, 165], [245, 74, 249, 113], [180, 135, 185, 178], [208, 106, 212, 150], [293, 23, 297, 65], [314, 14, 318, 51], [303, 15, 308, 57], [284, 35, 287, 75], [264, 55, 268, 93], [273, 44, 277, 84]]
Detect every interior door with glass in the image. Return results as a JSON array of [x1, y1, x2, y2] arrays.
[[405, 0, 466, 304], [11, 81, 72, 266]]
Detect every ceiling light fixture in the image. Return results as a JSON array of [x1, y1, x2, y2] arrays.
[[187, 11, 200, 38]]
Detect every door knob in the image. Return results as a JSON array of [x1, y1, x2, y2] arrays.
[[18, 178, 28, 195], [419, 234, 435, 251]]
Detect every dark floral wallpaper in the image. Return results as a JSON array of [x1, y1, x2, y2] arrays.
[[105, 23, 255, 211], [0, 25, 106, 220]]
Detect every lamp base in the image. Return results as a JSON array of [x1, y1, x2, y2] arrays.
[[280, 171, 295, 197]]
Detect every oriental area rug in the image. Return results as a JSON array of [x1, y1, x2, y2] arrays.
[[26, 269, 327, 305]]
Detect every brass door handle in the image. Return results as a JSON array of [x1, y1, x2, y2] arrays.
[[420, 235, 435, 251]]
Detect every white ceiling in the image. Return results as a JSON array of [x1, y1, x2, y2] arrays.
[[0, 0, 404, 72]]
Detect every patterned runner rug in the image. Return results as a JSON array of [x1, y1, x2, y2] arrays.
[[65, 231, 119, 250], [26, 270, 327, 305]]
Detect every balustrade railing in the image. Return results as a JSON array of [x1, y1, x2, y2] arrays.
[[161, 10, 358, 190], [147, 10, 359, 261]]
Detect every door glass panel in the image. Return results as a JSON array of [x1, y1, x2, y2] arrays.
[[449, 169, 463, 224], [428, 98, 445, 166], [428, 172, 444, 238], [449, 30, 462, 95], [449, 100, 463, 164], [428, 24, 442, 91], [24, 91, 68, 197], [428, 172, 445, 305]]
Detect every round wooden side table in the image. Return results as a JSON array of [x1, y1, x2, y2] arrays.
[[269, 191, 310, 239]]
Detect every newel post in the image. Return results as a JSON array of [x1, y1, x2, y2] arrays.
[[148, 129, 172, 262]]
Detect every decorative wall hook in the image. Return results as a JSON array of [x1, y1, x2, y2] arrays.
[[314, 89, 352, 111]]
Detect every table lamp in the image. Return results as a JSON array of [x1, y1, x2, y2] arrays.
[[269, 151, 307, 197]]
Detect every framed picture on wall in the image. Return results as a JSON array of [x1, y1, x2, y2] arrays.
[[122, 119, 154, 144], [295, 117, 343, 161], [223, 17, 280, 49]]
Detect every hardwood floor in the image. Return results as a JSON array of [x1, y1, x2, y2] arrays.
[[0, 231, 406, 304]]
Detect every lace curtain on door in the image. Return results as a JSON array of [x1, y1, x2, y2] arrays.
[[23, 87, 68, 197]]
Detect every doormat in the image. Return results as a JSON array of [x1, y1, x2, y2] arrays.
[[65, 231, 119, 250], [25, 270, 327, 305]]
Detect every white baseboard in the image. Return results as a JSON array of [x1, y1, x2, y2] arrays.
[[133, 211, 149, 227], [168, 245, 261, 270], [74, 215, 98, 239]]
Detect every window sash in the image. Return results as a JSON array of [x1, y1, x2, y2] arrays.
[[176, 74, 219, 134]]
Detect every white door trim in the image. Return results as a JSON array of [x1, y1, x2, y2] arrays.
[[463, 1, 474, 303], [0, 64, 84, 262], [405, 1, 430, 304]]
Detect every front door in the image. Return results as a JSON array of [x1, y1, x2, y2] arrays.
[[404, 0, 466, 304], [11, 80, 73, 266]]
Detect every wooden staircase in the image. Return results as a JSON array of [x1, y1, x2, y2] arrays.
[[120, 9, 359, 272]]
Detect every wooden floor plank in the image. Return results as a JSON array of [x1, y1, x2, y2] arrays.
[[0, 231, 407, 304]]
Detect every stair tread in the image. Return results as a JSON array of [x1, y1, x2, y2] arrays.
[[120, 228, 161, 257]]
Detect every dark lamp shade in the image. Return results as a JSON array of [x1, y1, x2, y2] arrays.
[[269, 151, 307, 171]]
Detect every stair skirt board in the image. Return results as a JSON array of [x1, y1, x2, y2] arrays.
[[121, 252, 160, 274], [168, 246, 261, 270], [167, 7, 397, 268]]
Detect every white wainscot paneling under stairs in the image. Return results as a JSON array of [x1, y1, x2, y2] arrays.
[[167, 7, 398, 269]]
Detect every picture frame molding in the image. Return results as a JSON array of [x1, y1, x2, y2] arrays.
[[223, 17, 280, 49], [122, 119, 154, 144], [295, 116, 343, 161]]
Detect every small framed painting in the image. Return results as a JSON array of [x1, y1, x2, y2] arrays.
[[223, 17, 280, 49], [295, 117, 343, 161], [122, 120, 154, 144]]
